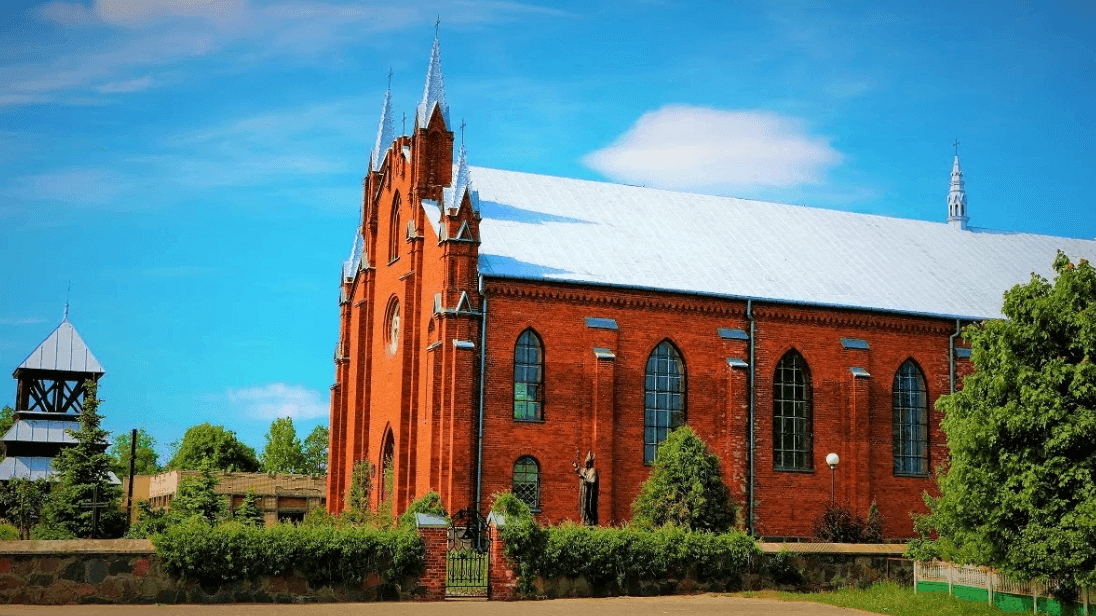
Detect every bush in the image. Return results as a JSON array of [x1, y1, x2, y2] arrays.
[[398, 491, 448, 529], [0, 523, 19, 541], [490, 491, 534, 523], [500, 522, 759, 594], [631, 426, 736, 532], [153, 518, 425, 588], [812, 504, 884, 543]]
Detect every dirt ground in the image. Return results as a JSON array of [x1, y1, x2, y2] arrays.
[[0, 594, 875, 616]]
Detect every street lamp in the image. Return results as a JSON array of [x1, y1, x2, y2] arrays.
[[826, 453, 840, 507]]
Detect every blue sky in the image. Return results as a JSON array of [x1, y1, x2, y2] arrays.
[[1, 0, 1094, 460]]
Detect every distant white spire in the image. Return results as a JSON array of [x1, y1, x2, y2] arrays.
[[343, 228, 363, 279], [445, 121, 478, 213], [370, 78, 395, 173], [415, 29, 450, 129], [947, 150, 969, 230]]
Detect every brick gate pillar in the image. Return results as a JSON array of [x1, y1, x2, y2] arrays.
[[487, 516, 520, 600], [416, 514, 448, 600]]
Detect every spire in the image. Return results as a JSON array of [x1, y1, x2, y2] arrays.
[[947, 145, 969, 230], [343, 228, 363, 279], [445, 120, 477, 213], [416, 26, 450, 130], [370, 74, 395, 173]]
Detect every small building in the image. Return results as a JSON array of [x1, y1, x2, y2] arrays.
[[0, 315, 118, 484], [129, 470, 326, 525]]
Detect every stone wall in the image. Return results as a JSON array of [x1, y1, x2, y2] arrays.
[[0, 539, 421, 604]]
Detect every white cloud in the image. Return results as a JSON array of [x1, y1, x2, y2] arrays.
[[8, 167, 129, 205], [96, 76, 155, 93], [94, 0, 248, 28], [0, 317, 48, 325], [228, 383, 329, 420], [583, 105, 843, 193], [36, 1, 98, 26]]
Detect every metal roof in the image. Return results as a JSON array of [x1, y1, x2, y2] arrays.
[[464, 167, 1096, 320], [2, 418, 79, 445], [15, 319, 104, 375], [0, 456, 55, 481]]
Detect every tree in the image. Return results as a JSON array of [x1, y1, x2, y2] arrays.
[[260, 417, 305, 474], [234, 490, 265, 527], [914, 253, 1096, 589], [0, 479, 47, 539], [631, 426, 736, 532], [37, 380, 126, 538], [346, 459, 373, 513], [301, 425, 329, 476], [171, 466, 228, 524], [0, 406, 14, 440], [167, 423, 260, 472], [109, 428, 162, 478]]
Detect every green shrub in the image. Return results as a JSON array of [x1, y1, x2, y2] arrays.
[[0, 523, 19, 540], [500, 522, 759, 594], [399, 491, 448, 529], [812, 504, 883, 543], [489, 491, 533, 523], [153, 517, 425, 588], [631, 426, 736, 532]]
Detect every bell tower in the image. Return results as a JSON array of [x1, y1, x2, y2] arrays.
[[947, 142, 969, 230]]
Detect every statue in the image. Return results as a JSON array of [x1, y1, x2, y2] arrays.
[[571, 451, 599, 526]]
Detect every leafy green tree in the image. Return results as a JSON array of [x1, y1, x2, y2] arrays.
[[109, 428, 162, 478], [234, 490, 265, 527], [631, 426, 736, 533], [0, 406, 14, 441], [171, 466, 228, 524], [167, 423, 260, 472], [913, 253, 1096, 589], [301, 425, 329, 476], [346, 459, 373, 513], [260, 417, 305, 474], [0, 479, 47, 539], [37, 381, 126, 538]]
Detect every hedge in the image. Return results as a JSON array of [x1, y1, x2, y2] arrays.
[[153, 517, 425, 588], [501, 520, 760, 592]]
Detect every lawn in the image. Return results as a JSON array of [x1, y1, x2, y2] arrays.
[[736, 582, 1007, 616]]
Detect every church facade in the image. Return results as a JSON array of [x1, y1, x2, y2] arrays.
[[326, 33, 1096, 539]]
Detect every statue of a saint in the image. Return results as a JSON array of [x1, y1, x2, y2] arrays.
[[571, 451, 599, 526]]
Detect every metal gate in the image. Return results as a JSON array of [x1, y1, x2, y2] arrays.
[[446, 509, 490, 598]]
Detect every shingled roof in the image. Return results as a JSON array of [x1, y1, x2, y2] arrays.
[[15, 319, 104, 376], [459, 166, 1096, 321]]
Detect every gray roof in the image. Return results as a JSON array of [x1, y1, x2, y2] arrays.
[[16, 320, 104, 375], [0, 456, 120, 483], [2, 418, 78, 445], [460, 167, 1096, 320]]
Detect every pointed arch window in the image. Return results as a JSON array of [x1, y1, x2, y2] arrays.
[[644, 341, 685, 463], [388, 193, 401, 263], [513, 329, 543, 421], [773, 350, 812, 471], [893, 360, 929, 476], [512, 456, 540, 511]]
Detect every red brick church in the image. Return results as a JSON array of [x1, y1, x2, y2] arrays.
[[326, 32, 1096, 539]]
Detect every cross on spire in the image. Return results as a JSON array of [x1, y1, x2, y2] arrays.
[[63, 281, 70, 322], [435, 15, 441, 35], [460, 118, 466, 143], [387, 68, 393, 89], [953, 139, 960, 155]]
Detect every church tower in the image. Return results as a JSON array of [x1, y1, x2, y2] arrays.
[[947, 150, 969, 230], [0, 312, 105, 481]]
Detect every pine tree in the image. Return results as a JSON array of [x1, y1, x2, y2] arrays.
[[234, 490, 265, 527], [37, 381, 125, 538]]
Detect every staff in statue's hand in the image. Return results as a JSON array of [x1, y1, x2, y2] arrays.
[[572, 450, 599, 526]]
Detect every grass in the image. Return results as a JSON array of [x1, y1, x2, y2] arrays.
[[734, 582, 1007, 616]]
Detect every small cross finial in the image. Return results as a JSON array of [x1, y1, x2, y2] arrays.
[[435, 15, 441, 36], [460, 118, 466, 143], [402, 112, 406, 134], [953, 139, 960, 156], [63, 281, 70, 321], [387, 68, 393, 89]]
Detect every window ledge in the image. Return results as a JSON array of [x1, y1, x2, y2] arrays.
[[893, 472, 930, 479], [774, 467, 815, 474], [513, 418, 545, 424]]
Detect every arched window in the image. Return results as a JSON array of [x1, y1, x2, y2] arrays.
[[773, 350, 812, 471], [379, 430, 395, 506], [513, 329, 544, 421], [644, 341, 685, 463], [512, 456, 540, 511], [383, 297, 400, 354], [893, 360, 929, 476], [388, 193, 401, 263]]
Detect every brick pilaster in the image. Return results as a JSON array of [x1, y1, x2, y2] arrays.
[[488, 523, 520, 600], [417, 524, 448, 601]]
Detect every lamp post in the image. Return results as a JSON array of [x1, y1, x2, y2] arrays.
[[826, 453, 840, 507]]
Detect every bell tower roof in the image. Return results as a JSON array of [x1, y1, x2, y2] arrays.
[[15, 318, 104, 377], [415, 28, 450, 130]]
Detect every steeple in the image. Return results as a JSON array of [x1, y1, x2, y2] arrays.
[[343, 226, 363, 279], [445, 121, 478, 213], [370, 73, 395, 173], [947, 145, 969, 230], [415, 27, 450, 130]]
